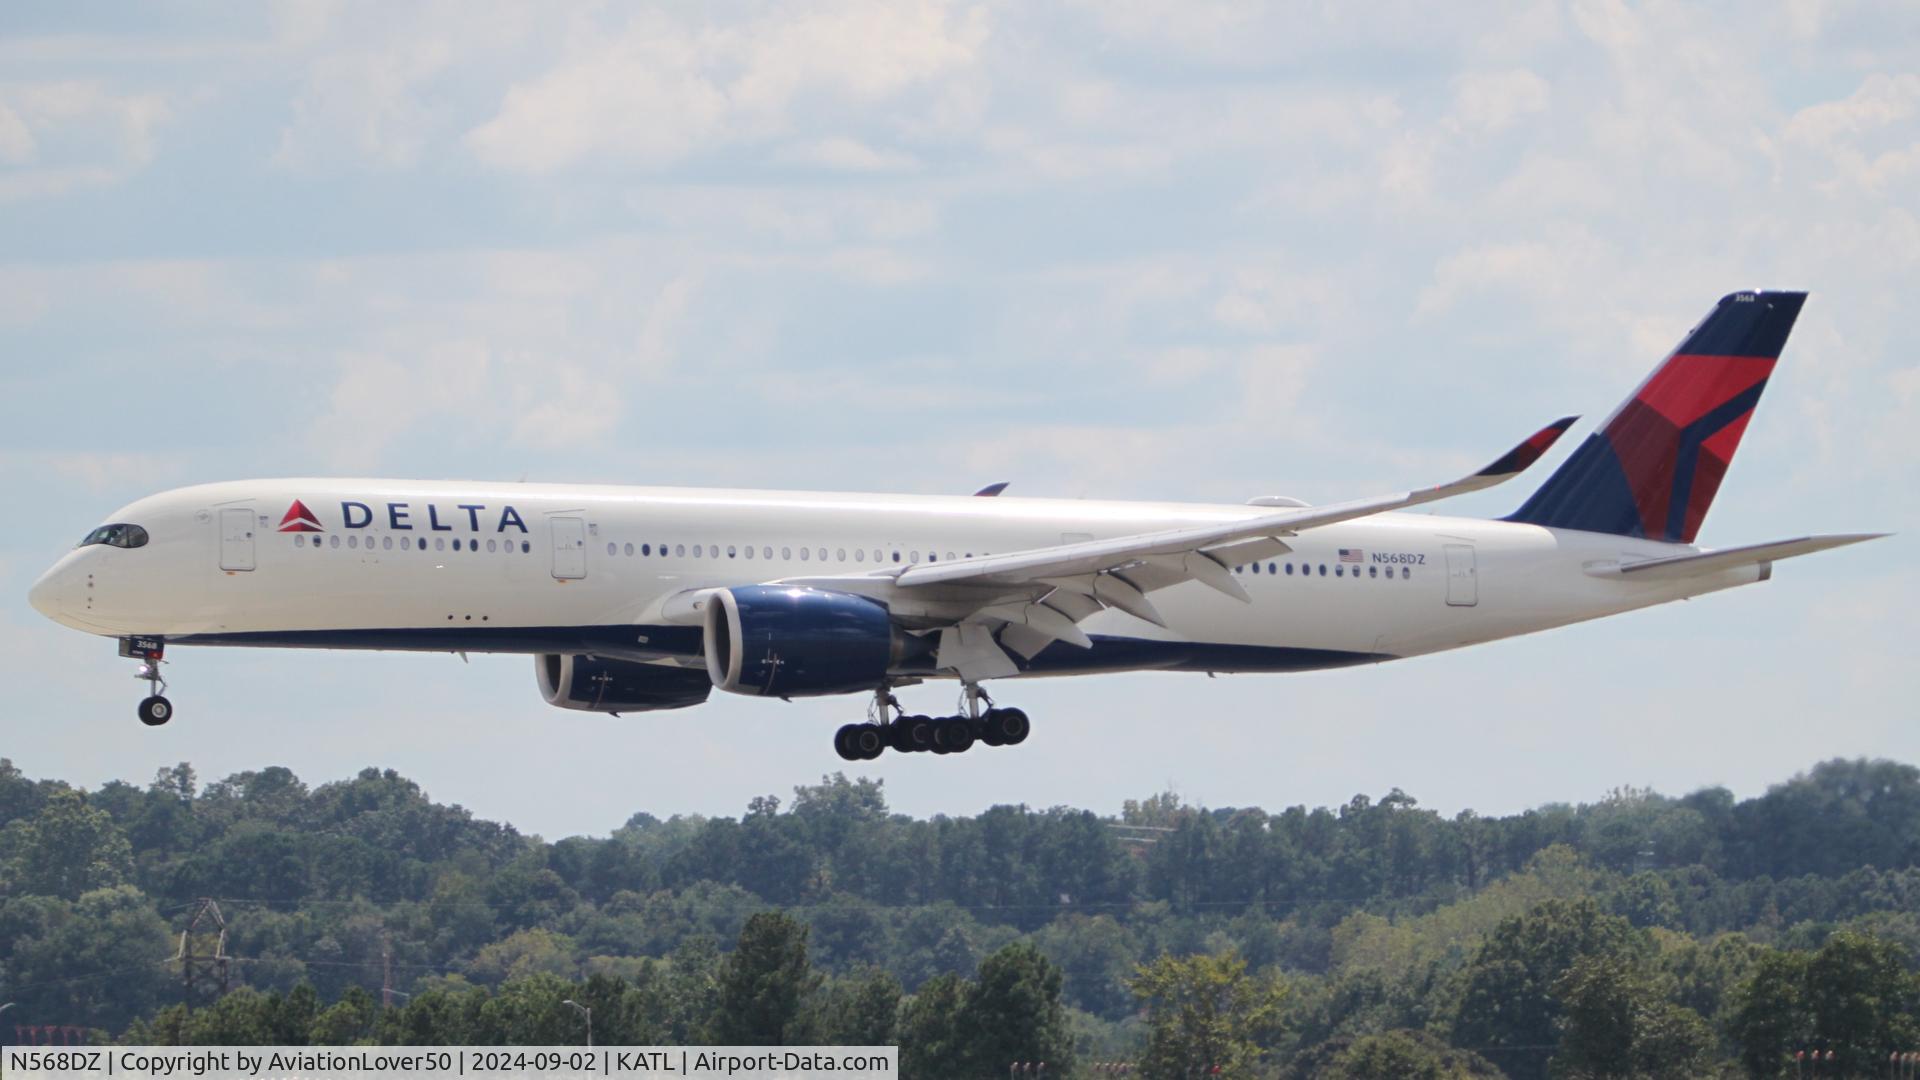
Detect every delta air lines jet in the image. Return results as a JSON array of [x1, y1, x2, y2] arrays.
[[28, 291, 1883, 760]]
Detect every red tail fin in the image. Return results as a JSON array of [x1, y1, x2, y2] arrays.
[[1507, 290, 1805, 543]]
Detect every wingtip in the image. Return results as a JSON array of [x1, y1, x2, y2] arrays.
[[1475, 415, 1581, 478]]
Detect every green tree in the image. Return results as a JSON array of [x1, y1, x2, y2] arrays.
[[1286, 1029, 1502, 1079], [309, 986, 378, 1045], [6, 789, 134, 898], [1551, 953, 1714, 1079], [956, 944, 1074, 1077], [1451, 899, 1636, 1080], [710, 911, 818, 1044], [1131, 951, 1289, 1080], [1732, 931, 1920, 1076], [804, 966, 902, 1046], [898, 974, 969, 1080]]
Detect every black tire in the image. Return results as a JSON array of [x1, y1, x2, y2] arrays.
[[940, 717, 975, 754], [851, 725, 886, 760], [977, 716, 1004, 747], [833, 724, 861, 761], [904, 715, 935, 753], [138, 695, 173, 727], [990, 707, 1030, 745]]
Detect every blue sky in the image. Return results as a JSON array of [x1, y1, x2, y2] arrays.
[[2, 0, 1915, 838]]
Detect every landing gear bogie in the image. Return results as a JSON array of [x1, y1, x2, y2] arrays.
[[833, 685, 1025, 758]]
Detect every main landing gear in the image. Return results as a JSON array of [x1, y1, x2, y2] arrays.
[[832, 684, 1030, 761]]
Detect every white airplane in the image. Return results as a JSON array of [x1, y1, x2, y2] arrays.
[[29, 291, 1883, 760]]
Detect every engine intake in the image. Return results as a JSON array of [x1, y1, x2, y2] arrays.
[[704, 586, 906, 697], [536, 654, 713, 712]]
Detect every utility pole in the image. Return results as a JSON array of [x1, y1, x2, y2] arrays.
[[561, 1000, 592, 1048], [173, 898, 229, 1013]]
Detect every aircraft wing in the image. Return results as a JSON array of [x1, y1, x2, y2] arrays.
[[893, 416, 1579, 595], [753, 416, 1574, 680]]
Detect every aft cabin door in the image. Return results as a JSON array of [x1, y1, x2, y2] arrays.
[[1444, 543, 1477, 607], [219, 508, 256, 572], [550, 516, 587, 580]]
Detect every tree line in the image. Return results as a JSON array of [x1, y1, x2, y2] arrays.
[[2, 757, 1917, 1077]]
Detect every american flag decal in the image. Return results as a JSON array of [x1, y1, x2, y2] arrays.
[[1338, 548, 1363, 564]]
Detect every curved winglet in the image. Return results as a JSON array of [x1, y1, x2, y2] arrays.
[[1472, 416, 1579, 481]]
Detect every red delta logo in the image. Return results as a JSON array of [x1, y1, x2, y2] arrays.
[[278, 500, 324, 533]]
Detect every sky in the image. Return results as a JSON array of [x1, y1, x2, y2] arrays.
[[1, 0, 1916, 839]]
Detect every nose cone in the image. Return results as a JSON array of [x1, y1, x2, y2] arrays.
[[29, 562, 73, 622]]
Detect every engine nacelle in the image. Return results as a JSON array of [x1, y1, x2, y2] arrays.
[[704, 586, 905, 697], [536, 654, 713, 712]]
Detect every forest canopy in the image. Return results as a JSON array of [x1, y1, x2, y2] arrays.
[[2, 757, 1917, 1078]]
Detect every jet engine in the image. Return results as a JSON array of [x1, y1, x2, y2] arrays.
[[703, 585, 916, 697], [536, 654, 713, 712]]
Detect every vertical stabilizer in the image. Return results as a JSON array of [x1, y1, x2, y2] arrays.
[[1506, 290, 1805, 543]]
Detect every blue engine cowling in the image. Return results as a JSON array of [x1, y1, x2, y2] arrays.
[[536, 653, 713, 712], [704, 586, 905, 697]]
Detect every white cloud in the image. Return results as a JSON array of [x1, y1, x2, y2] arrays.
[[1447, 69, 1551, 134], [0, 81, 170, 199], [777, 136, 921, 173], [465, 1, 988, 174]]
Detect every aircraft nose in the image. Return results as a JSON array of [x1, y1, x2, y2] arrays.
[[29, 562, 72, 621]]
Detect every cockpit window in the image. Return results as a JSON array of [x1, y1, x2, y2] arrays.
[[78, 524, 149, 549]]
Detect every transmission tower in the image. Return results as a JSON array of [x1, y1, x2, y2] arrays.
[[172, 898, 230, 1012]]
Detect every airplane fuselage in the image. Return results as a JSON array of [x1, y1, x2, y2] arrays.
[[29, 478, 1761, 679]]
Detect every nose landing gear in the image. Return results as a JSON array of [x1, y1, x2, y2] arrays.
[[121, 637, 172, 726]]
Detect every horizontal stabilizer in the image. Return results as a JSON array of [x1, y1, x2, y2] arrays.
[[1589, 533, 1888, 581]]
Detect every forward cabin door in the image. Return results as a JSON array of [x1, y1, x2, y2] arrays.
[[1444, 543, 1477, 607], [219, 508, 256, 572], [551, 516, 587, 580]]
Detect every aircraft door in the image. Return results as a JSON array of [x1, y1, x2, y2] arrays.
[[551, 516, 587, 580], [219, 508, 256, 571], [1444, 543, 1477, 607]]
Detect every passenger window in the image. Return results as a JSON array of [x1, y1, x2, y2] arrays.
[[763, 546, 772, 559], [1284, 562, 1293, 575], [799, 548, 810, 561], [1369, 565, 1377, 578], [782, 546, 791, 560], [1402, 566, 1410, 579], [295, 535, 305, 548], [946, 551, 956, 561], [819, 548, 829, 561], [606, 542, 616, 556], [675, 544, 685, 557], [1335, 565, 1342, 576], [1317, 564, 1325, 576], [382, 536, 393, 551], [693, 544, 703, 557], [744, 545, 754, 559], [892, 551, 902, 563], [729, 545, 738, 558], [855, 549, 866, 562]]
